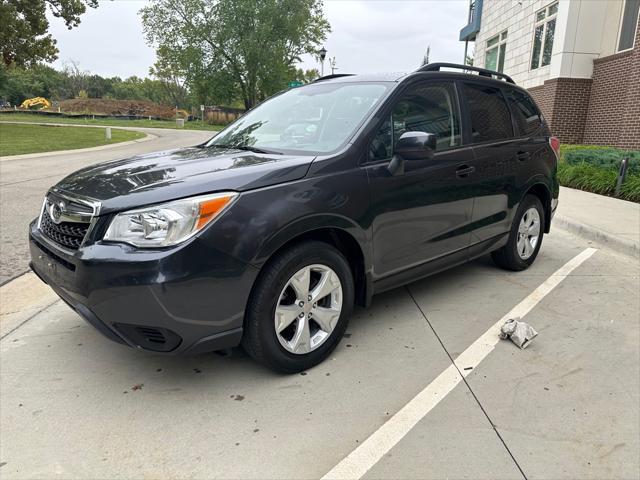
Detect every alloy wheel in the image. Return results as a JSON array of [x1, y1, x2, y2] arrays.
[[517, 207, 541, 260], [274, 264, 343, 354]]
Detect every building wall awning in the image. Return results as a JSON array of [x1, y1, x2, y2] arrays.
[[459, 0, 483, 41]]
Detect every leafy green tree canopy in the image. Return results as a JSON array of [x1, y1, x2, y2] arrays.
[[140, 0, 330, 109], [0, 0, 98, 66], [0, 62, 190, 110]]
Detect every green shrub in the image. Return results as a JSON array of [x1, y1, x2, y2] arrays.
[[560, 145, 640, 175], [556, 145, 640, 203], [557, 163, 640, 203], [620, 174, 640, 202]]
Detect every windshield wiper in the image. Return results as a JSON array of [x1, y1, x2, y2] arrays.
[[209, 144, 282, 155]]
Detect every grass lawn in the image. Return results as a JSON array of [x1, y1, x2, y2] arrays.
[[0, 112, 225, 131], [0, 123, 147, 156]]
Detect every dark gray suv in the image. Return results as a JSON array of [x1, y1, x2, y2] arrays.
[[29, 63, 559, 372]]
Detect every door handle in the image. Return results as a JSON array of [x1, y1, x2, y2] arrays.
[[455, 165, 476, 178], [516, 151, 531, 161]]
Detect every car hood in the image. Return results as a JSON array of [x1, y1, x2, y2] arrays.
[[54, 146, 315, 214]]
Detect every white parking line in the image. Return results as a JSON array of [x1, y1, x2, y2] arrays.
[[322, 247, 598, 480]]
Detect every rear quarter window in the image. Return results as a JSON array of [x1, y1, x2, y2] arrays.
[[462, 82, 513, 143], [504, 88, 543, 136]]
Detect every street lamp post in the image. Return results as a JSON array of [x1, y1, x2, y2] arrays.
[[319, 47, 327, 76]]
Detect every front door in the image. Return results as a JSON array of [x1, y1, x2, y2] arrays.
[[365, 80, 476, 282]]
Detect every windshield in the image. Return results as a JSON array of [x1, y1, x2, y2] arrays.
[[206, 82, 391, 155]]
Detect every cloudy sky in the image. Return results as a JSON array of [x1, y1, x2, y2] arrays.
[[48, 0, 469, 78]]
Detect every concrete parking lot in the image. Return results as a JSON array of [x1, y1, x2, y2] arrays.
[[1, 228, 638, 479]]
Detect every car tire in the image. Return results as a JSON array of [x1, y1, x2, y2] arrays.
[[491, 194, 545, 271], [242, 241, 354, 373]]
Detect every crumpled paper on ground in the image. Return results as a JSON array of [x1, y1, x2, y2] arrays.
[[499, 318, 538, 349]]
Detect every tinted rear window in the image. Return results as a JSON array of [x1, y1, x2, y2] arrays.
[[505, 88, 542, 136], [463, 83, 513, 143]]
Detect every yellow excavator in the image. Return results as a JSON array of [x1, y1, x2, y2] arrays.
[[175, 108, 189, 119], [20, 97, 51, 110]]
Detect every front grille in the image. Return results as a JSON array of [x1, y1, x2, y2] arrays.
[[53, 197, 93, 215], [31, 236, 76, 271], [40, 208, 89, 250]]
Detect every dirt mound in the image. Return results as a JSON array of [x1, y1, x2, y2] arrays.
[[58, 98, 176, 119]]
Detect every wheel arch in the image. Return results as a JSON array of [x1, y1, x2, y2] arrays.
[[251, 218, 372, 308], [523, 182, 552, 233]]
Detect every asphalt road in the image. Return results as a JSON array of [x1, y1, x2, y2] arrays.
[[1, 229, 638, 479], [0, 126, 214, 285]]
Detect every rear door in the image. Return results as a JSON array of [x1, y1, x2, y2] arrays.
[[502, 85, 548, 191], [460, 81, 520, 246], [366, 79, 475, 281]]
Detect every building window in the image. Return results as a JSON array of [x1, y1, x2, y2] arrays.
[[531, 2, 558, 70], [618, 0, 640, 51], [485, 31, 507, 72]]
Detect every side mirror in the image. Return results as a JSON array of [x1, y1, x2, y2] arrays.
[[388, 132, 436, 176], [395, 131, 436, 160]]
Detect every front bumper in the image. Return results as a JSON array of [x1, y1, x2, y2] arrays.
[[29, 220, 259, 355]]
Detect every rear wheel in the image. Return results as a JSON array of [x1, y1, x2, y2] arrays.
[[491, 194, 545, 271], [242, 241, 354, 373]]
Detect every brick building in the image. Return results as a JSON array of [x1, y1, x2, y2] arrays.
[[460, 0, 640, 149]]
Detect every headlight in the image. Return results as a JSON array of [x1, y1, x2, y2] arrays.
[[103, 192, 238, 248]]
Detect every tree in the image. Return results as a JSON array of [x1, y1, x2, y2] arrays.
[[148, 46, 193, 108], [293, 67, 320, 84], [60, 61, 86, 97], [140, 0, 330, 109], [0, 63, 63, 104], [0, 0, 98, 67]]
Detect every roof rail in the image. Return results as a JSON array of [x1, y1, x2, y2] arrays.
[[313, 73, 356, 83], [417, 62, 515, 84]]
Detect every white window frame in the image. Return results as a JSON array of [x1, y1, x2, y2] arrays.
[[616, 0, 640, 53], [530, 1, 558, 70], [485, 30, 508, 73]]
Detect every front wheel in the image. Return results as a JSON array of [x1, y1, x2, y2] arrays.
[[491, 194, 545, 271], [242, 241, 354, 373]]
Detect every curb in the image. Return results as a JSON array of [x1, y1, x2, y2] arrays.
[[0, 270, 29, 288], [553, 214, 639, 259], [0, 124, 156, 161]]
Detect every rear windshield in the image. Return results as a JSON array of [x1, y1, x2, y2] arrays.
[[206, 82, 391, 155]]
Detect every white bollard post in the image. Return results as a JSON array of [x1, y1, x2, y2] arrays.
[[105, 127, 112, 140], [176, 118, 185, 128]]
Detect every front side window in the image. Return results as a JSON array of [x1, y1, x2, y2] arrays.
[[485, 31, 508, 73], [463, 83, 513, 143], [618, 0, 640, 51], [369, 82, 461, 161], [531, 2, 558, 69], [207, 82, 390, 155], [504, 88, 542, 136]]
